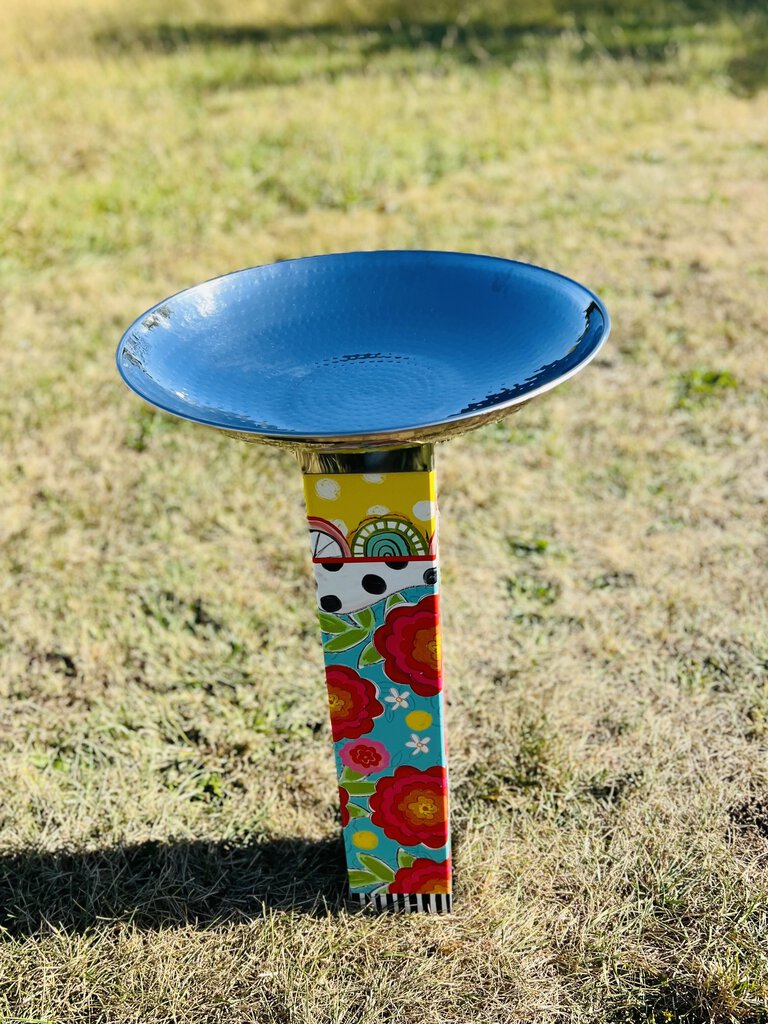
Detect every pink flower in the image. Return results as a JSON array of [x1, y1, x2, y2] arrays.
[[340, 739, 390, 775]]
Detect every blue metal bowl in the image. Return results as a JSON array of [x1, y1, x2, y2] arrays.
[[116, 250, 609, 450]]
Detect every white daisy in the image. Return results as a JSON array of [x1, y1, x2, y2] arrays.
[[405, 733, 430, 755], [384, 688, 410, 710]]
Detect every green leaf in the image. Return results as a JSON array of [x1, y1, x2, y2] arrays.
[[318, 611, 349, 634], [344, 781, 376, 795], [352, 607, 375, 631], [347, 803, 368, 819], [386, 593, 407, 611], [358, 643, 384, 667], [340, 766, 363, 783], [358, 854, 396, 882], [348, 870, 377, 887], [324, 627, 370, 653], [397, 849, 416, 868]]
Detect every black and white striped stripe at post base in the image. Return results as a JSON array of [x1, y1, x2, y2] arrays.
[[356, 893, 452, 914]]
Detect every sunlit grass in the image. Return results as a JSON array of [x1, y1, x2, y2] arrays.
[[1, 1, 767, 1021]]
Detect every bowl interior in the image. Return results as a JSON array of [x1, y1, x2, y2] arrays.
[[116, 250, 609, 445]]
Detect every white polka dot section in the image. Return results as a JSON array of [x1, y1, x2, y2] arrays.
[[412, 500, 435, 522], [315, 478, 340, 500], [332, 519, 348, 535], [362, 474, 385, 484], [367, 505, 389, 516]]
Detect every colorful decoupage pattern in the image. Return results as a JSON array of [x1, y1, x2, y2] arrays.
[[303, 469, 451, 912]]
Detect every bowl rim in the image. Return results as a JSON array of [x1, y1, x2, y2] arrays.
[[116, 248, 611, 447]]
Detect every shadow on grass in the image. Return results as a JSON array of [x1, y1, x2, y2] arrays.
[[0, 835, 348, 936], [98, 18, 556, 60], [94, 0, 768, 94]]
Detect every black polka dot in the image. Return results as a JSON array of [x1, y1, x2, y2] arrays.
[[423, 567, 438, 585], [320, 595, 342, 612], [385, 560, 408, 570], [323, 562, 343, 572], [362, 574, 387, 595]]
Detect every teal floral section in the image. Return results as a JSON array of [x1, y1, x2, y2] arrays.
[[319, 582, 451, 896]]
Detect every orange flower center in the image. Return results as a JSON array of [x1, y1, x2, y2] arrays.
[[411, 627, 440, 670], [327, 688, 349, 718], [406, 792, 438, 821]]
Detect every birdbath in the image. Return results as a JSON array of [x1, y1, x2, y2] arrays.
[[116, 250, 609, 914]]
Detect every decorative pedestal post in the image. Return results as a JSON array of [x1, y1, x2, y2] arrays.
[[301, 446, 450, 911], [116, 249, 609, 914]]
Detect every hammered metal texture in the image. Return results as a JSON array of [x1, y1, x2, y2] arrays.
[[116, 250, 610, 449]]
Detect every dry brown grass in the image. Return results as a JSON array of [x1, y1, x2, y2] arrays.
[[1, 1, 767, 1021]]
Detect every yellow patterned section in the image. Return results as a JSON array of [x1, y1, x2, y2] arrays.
[[303, 471, 438, 553]]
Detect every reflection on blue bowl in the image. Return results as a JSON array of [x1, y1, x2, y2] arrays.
[[116, 250, 609, 449]]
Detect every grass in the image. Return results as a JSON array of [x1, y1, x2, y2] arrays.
[[1, 0, 767, 1020]]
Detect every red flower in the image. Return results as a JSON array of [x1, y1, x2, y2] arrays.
[[389, 857, 451, 895], [339, 787, 350, 828], [325, 665, 383, 741], [369, 766, 448, 848], [373, 595, 442, 697]]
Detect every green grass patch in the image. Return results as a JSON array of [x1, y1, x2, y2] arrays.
[[1, 0, 767, 1020]]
